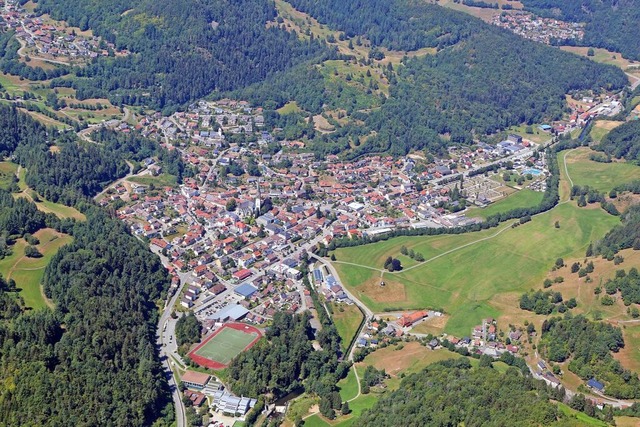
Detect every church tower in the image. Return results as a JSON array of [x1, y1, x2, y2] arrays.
[[254, 179, 261, 214]]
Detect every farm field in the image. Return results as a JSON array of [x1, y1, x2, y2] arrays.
[[333, 202, 619, 337], [330, 303, 364, 352], [589, 120, 624, 143], [359, 342, 462, 384], [616, 323, 640, 374], [0, 228, 72, 309], [467, 189, 544, 220], [561, 148, 640, 193]]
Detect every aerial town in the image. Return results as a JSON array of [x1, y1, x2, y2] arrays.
[[1, 0, 126, 62], [85, 87, 626, 424], [491, 11, 585, 45]]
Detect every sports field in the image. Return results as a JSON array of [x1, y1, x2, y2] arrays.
[[189, 323, 262, 369]]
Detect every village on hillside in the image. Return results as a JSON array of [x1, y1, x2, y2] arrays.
[[1, 0, 127, 62]]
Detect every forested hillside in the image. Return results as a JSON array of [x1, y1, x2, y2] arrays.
[[595, 120, 640, 164], [355, 359, 567, 426], [357, 29, 625, 155], [34, 0, 331, 108], [520, 0, 640, 60], [540, 314, 640, 399], [285, 0, 477, 51], [0, 107, 173, 425]]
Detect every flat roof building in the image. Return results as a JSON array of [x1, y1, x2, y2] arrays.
[[181, 370, 211, 390]]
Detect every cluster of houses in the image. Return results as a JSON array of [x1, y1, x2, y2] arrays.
[[313, 267, 353, 304], [430, 318, 521, 358], [492, 11, 584, 45], [1, 1, 126, 62]]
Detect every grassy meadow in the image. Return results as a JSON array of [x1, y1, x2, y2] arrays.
[[0, 228, 72, 309], [562, 148, 640, 192], [467, 189, 544, 220], [330, 303, 364, 352]]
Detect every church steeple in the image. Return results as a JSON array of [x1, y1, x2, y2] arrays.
[[254, 179, 261, 214]]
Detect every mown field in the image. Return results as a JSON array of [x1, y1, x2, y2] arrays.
[[562, 148, 640, 193], [330, 303, 364, 352], [0, 228, 72, 309], [333, 146, 625, 338], [467, 188, 544, 220]]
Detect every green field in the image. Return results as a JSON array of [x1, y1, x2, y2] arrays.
[[194, 327, 258, 365], [276, 101, 302, 115], [557, 403, 608, 427], [0, 229, 72, 309], [331, 303, 364, 352], [562, 148, 640, 193], [303, 394, 378, 427], [337, 367, 359, 401], [35, 199, 86, 221], [0, 162, 18, 191], [467, 189, 544, 220], [334, 202, 619, 337], [128, 173, 178, 188]]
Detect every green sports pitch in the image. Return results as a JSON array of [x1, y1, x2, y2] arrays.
[[193, 325, 259, 366]]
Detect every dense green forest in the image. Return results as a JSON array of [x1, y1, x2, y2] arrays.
[[227, 311, 349, 400], [355, 30, 625, 155], [595, 120, 640, 164], [540, 314, 640, 399], [285, 0, 477, 51], [235, 1, 626, 157], [596, 205, 640, 256], [355, 358, 567, 426], [520, 0, 640, 60], [0, 107, 173, 425], [33, 0, 332, 109]]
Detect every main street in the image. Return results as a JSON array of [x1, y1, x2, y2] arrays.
[[153, 248, 188, 427]]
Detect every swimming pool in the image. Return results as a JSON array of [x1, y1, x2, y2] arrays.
[[522, 168, 542, 176]]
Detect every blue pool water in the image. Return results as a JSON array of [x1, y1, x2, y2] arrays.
[[522, 168, 542, 176]]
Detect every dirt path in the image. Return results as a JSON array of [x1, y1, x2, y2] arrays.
[[347, 364, 362, 403]]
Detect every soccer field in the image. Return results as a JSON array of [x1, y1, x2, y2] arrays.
[[194, 326, 259, 365]]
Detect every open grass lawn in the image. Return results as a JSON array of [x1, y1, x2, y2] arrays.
[[615, 323, 640, 374], [35, 199, 86, 221], [504, 124, 552, 144], [128, 173, 178, 188], [0, 229, 72, 309], [562, 148, 640, 193], [276, 101, 302, 115], [560, 46, 637, 71], [557, 403, 608, 427], [303, 394, 378, 427], [0, 161, 18, 191], [337, 367, 359, 401], [467, 189, 544, 220], [361, 342, 461, 384], [194, 327, 258, 365], [333, 202, 619, 337], [286, 395, 319, 424], [589, 120, 624, 143], [331, 303, 364, 352]]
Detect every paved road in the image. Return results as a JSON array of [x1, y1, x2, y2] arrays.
[[309, 253, 373, 361], [153, 248, 188, 427]]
